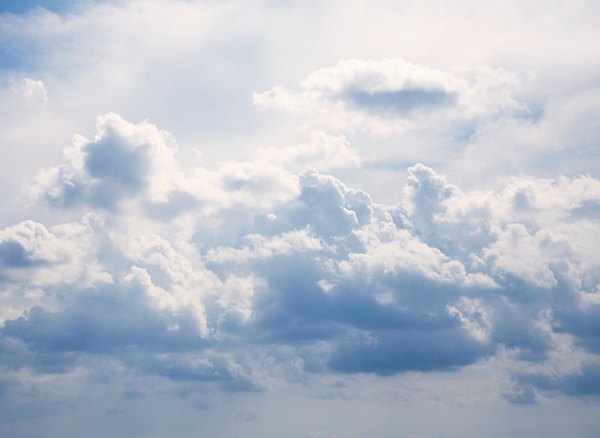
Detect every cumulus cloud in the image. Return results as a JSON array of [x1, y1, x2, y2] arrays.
[[254, 58, 526, 134], [32, 112, 183, 209], [2, 113, 600, 420], [1, 0, 600, 434], [31, 113, 302, 217], [0, 218, 109, 286]]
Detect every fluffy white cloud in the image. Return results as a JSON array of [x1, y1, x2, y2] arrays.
[[31, 112, 301, 217], [32, 112, 183, 209], [0, 217, 110, 286], [2, 112, 598, 419], [2, 0, 600, 434], [254, 58, 526, 134], [206, 229, 323, 264]]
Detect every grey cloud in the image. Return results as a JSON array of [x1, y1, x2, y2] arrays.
[[142, 353, 261, 392], [0, 240, 37, 268], [2, 286, 198, 355], [240, 256, 460, 348], [3, 113, 600, 405], [83, 128, 150, 207], [344, 88, 457, 115], [329, 328, 491, 375], [502, 384, 538, 405], [200, 162, 599, 378], [33, 112, 182, 212], [204, 162, 597, 377], [517, 364, 600, 397], [0, 278, 261, 390], [487, 294, 553, 361], [554, 304, 600, 354]]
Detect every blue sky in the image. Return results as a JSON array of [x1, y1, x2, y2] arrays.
[[1, 1, 600, 437]]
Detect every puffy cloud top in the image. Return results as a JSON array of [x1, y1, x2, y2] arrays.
[[2, 0, 600, 434], [254, 58, 526, 134], [32, 112, 182, 209], [2, 114, 599, 407]]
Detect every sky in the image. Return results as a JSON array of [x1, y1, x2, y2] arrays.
[[0, 1, 599, 437]]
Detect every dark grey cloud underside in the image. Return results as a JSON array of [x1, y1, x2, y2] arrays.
[[344, 88, 456, 114]]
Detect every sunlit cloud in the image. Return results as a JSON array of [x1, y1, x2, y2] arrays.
[[1, 1, 600, 436]]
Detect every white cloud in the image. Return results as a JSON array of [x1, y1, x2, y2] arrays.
[[339, 223, 498, 289], [256, 131, 361, 172], [17, 78, 47, 104], [483, 224, 557, 289], [0, 217, 110, 287], [254, 58, 526, 134], [30, 112, 301, 216], [186, 160, 298, 211], [448, 297, 492, 343], [4, 112, 599, 416], [206, 229, 322, 264], [2, 0, 600, 433], [31, 112, 183, 209]]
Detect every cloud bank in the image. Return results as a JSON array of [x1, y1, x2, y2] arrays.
[[2, 1, 600, 436], [1, 113, 599, 413]]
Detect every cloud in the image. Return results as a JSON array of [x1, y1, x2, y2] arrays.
[[1, 112, 600, 428], [502, 384, 538, 405], [0, 218, 110, 287], [30, 112, 302, 217], [483, 224, 558, 289], [11, 77, 47, 104], [516, 363, 600, 397], [554, 291, 600, 354], [205, 229, 323, 264], [0, 220, 65, 268], [32, 112, 183, 210], [143, 352, 262, 392], [187, 160, 298, 211], [254, 58, 526, 134], [2, 267, 203, 353], [0, 0, 600, 434], [255, 131, 361, 172], [329, 327, 492, 375]]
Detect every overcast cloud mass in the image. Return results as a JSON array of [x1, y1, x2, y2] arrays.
[[1, 1, 600, 437]]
